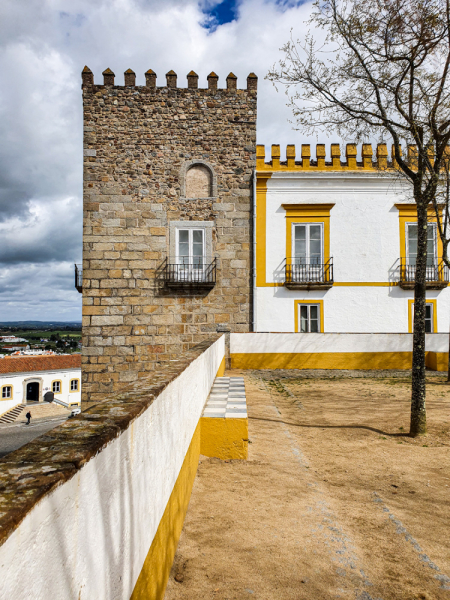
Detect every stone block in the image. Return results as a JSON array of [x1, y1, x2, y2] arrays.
[[215, 314, 231, 323], [143, 305, 159, 314], [230, 259, 247, 268], [100, 279, 129, 288], [91, 315, 124, 326], [82, 306, 110, 316], [108, 269, 123, 278], [150, 227, 166, 236], [152, 314, 174, 325]]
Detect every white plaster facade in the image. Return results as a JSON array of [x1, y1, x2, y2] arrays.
[[254, 166, 450, 333]]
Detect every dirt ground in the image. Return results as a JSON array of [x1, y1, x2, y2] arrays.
[[164, 370, 450, 600]]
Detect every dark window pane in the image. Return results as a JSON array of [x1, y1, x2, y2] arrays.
[[300, 306, 308, 332]]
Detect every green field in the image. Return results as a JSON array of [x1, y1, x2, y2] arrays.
[[0, 327, 81, 354], [14, 330, 82, 340]]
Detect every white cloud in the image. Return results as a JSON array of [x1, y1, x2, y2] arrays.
[[0, 0, 321, 321]]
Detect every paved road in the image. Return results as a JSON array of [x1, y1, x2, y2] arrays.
[[0, 417, 68, 458]]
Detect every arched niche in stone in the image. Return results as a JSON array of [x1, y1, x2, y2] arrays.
[[180, 160, 217, 199]]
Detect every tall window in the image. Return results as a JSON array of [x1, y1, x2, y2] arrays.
[[407, 224, 436, 266], [70, 379, 79, 392], [52, 381, 61, 393], [293, 224, 323, 265], [425, 304, 433, 333], [1, 386, 12, 399], [299, 304, 321, 332], [176, 229, 205, 267]]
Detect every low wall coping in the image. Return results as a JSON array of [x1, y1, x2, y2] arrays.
[[0, 336, 221, 547]]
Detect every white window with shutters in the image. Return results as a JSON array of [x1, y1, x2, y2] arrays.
[[176, 229, 205, 266], [175, 228, 205, 280], [292, 223, 323, 265], [406, 223, 436, 267], [298, 304, 321, 333]]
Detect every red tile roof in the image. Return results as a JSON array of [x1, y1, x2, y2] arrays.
[[0, 354, 81, 374]]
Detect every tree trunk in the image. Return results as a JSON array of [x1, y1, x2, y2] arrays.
[[410, 199, 428, 436], [448, 329, 450, 382]]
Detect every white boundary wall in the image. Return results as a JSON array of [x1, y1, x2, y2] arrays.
[[0, 336, 225, 600], [231, 332, 448, 354]]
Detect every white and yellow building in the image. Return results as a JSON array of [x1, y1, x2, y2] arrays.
[[254, 143, 450, 336], [0, 354, 82, 417]]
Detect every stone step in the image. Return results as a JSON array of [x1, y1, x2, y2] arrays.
[[202, 376, 247, 418], [200, 376, 248, 460], [19, 402, 71, 423], [0, 404, 25, 424]]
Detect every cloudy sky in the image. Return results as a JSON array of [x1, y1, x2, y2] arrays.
[[0, 0, 329, 322]]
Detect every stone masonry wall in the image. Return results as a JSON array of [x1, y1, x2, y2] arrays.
[[81, 67, 257, 401]]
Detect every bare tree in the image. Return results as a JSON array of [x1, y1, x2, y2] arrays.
[[431, 151, 450, 379], [268, 0, 450, 436]]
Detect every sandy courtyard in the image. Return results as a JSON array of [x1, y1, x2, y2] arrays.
[[165, 370, 450, 600]]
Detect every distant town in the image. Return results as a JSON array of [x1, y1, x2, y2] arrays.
[[0, 322, 81, 358]]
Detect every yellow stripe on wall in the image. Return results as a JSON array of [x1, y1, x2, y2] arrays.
[[200, 417, 248, 460], [256, 173, 272, 287], [216, 356, 226, 378], [130, 422, 201, 600], [231, 352, 414, 370], [426, 352, 448, 372]]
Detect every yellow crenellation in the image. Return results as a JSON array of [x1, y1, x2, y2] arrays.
[[256, 143, 439, 172]]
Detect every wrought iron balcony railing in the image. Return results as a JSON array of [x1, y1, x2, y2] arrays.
[[157, 258, 217, 289], [75, 264, 82, 293], [399, 258, 449, 290], [284, 258, 334, 289]]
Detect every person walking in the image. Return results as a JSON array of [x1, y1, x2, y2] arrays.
[[25, 411, 31, 425]]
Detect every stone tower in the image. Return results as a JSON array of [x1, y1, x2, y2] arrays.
[[81, 66, 257, 401]]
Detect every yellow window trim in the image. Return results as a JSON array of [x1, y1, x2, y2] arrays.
[[294, 300, 324, 333], [256, 173, 272, 288], [396, 203, 444, 262], [282, 203, 335, 217], [52, 379, 62, 394], [283, 204, 334, 267], [255, 174, 400, 287], [408, 299, 437, 333], [70, 378, 80, 392], [1, 384, 13, 400]]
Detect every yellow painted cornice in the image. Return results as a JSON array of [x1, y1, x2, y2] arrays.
[[282, 203, 335, 217]]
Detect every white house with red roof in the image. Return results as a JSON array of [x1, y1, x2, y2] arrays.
[[0, 355, 81, 417]]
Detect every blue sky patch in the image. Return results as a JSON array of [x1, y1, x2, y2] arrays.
[[201, 0, 239, 31]]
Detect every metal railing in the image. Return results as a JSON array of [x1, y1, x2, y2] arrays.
[[284, 257, 334, 286], [75, 264, 82, 293], [399, 258, 450, 285], [157, 258, 217, 288]]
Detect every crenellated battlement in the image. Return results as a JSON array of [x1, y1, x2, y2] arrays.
[[81, 66, 257, 92], [257, 143, 411, 172]]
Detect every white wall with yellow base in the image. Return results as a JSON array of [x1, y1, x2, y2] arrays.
[[231, 332, 449, 371]]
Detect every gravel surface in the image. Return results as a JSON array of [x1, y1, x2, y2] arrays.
[[165, 369, 450, 600]]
